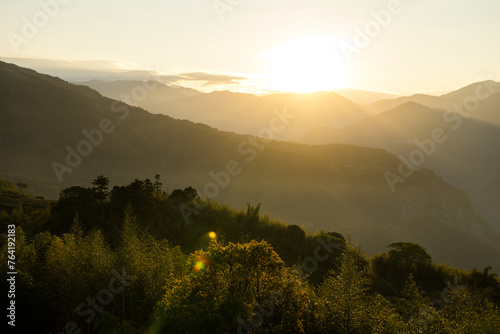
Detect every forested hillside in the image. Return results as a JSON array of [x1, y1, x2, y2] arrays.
[[1, 177, 499, 333]]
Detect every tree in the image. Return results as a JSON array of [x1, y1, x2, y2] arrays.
[[143, 178, 154, 194], [387, 242, 432, 280], [153, 174, 162, 195], [246, 202, 261, 217], [117, 204, 185, 325], [154, 240, 310, 333], [43, 223, 114, 331], [317, 243, 372, 334], [170, 187, 199, 202], [91, 174, 110, 202], [442, 285, 500, 333], [53, 186, 97, 230], [397, 274, 439, 334], [388, 242, 432, 268], [283, 224, 306, 254], [183, 186, 198, 200]]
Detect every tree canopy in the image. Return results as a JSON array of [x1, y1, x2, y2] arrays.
[[1, 177, 499, 333]]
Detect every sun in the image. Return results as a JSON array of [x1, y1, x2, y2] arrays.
[[262, 35, 349, 93]]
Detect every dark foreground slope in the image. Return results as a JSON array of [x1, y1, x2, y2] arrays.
[[1, 61, 499, 270]]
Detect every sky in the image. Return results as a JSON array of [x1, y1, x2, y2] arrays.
[[1, 0, 499, 95]]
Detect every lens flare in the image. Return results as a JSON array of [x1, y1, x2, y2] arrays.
[[193, 254, 210, 272], [193, 261, 204, 272]]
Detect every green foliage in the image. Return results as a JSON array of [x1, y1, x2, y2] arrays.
[[441, 285, 500, 333], [316, 243, 402, 333], [153, 240, 310, 333], [118, 205, 186, 324], [371, 242, 447, 294], [388, 242, 432, 268], [246, 202, 262, 217], [396, 274, 443, 333], [170, 186, 199, 202], [1, 177, 499, 333]]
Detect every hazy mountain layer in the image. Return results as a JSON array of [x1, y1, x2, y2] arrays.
[[365, 81, 500, 118], [301, 96, 500, 233], [77, 80, 370, 140]]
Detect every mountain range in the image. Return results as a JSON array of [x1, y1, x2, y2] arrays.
[[76, 79, 371, 140], [300, 84, 500, 234], [1, 60, 500, 272], [79, 77, 500, 235]]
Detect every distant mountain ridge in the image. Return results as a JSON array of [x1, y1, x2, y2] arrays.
[[333, 88, 399, 104], [300, 92, 500, 234], [365, 81, 500, 116], [77, 79, 371, 140]]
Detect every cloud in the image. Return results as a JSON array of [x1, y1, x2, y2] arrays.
[[177, 72, 248, 86], [0, 56, 249, 89]]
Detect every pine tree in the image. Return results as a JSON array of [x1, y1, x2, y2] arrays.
[[318, 242, 370, 334], [92, 174, 110, 202], [153, 174, 162, 195]]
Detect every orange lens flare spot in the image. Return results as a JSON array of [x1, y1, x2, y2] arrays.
[[193, 260, 204, 272]]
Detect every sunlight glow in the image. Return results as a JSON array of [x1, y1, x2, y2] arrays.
[[262, 36, 349, 93]]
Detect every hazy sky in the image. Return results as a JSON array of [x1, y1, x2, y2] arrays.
[[1, 0, 499, 94]]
